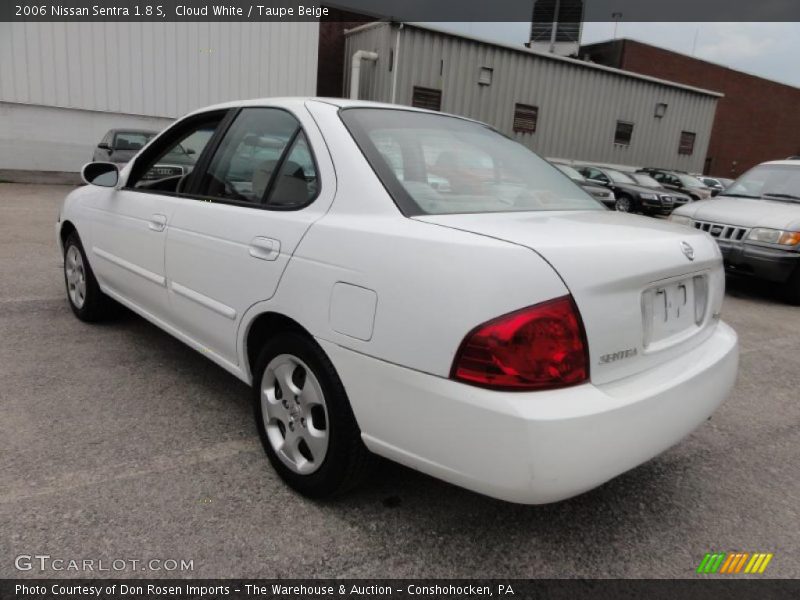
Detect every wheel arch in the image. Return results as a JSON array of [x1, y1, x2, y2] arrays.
[[244, 311, 315, 382], [59, 220, 78, 249]]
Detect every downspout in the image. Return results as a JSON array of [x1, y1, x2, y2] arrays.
[[350, 50, 379, 100], [390, 23, 404, 104]]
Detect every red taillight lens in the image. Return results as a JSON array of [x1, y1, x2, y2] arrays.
[[451, 295, 589, 391]]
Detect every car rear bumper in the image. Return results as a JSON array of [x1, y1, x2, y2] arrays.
[[718, 240, 800, 283], [320, 321, 738, 504]]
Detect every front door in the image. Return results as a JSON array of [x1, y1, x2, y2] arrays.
[[163, 106, 332, 367], [88, 114, 226, 323]]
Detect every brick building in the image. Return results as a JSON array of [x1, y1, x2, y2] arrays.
[[581, 39, 800, 178]]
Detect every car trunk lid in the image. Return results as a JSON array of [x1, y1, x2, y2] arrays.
[[416, 210, 725, 384]]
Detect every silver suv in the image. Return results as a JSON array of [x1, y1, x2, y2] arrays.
[[670, 160, 800, 303]]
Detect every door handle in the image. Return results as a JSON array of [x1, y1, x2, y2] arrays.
[[249, 237, 281, 261], [148, 214, 167, 232]]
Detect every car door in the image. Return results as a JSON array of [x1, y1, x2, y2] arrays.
[[582, 167, 612, 189], [163, 105, 334, 368], [83, 115, 225, 325]]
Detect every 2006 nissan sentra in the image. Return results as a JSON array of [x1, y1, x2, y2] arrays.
[[57, 98, 739, 504]]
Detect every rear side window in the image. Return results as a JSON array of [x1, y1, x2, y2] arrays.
[[196, 109, 298, 204], [195, 108, 318, 208], [341, 108, 603, 216], [114, 132, 153, 151], [266, 132, 318, 208]]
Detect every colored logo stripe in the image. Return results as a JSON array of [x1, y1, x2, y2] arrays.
[[697, 552, 773, 574], [744, 553, 774, 574]]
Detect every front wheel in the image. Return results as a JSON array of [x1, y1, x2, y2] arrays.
[[63, 231, 113, 322], [615, 195, 633, 213], [253, 332, 373, 498]]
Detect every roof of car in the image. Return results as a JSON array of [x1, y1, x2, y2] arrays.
[[109, 128, 158, 134], [185, 97, 482, 124], [763, 160, 800, 166]]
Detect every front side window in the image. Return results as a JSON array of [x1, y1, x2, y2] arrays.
[[131, 119, 220, 187], [341, 108, 603, 216]]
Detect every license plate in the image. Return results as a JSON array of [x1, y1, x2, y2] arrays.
[[642, 277, 698, 348]]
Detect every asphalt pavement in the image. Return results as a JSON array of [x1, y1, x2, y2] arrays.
[[1, 183, 798, 578]]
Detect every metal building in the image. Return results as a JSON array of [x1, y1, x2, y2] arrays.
[[344, 22, 721, 173], [0, 22, 319, 179]]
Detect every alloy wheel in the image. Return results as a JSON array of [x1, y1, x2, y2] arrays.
[[261, 354, 329, 475], [615, 197, 632, 212], [65, 245, 87, 308]]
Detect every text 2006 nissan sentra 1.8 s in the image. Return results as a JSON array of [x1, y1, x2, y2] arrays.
[[57, 98, 738, 504]]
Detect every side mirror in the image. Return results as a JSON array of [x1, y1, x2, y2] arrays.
[[98, 142, 111, 150], [186, 148, 196, 155], [588, 178, 607, 186], [82, 162, 119, 187]]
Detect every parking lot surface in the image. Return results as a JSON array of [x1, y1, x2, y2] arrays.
[[1, 183, 798, 578]]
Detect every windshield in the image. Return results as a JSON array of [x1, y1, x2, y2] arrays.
[[632, 173, 661, 188], [554, 164, 585, 181], [724, 164, 800, 201], [606, 169, 637, 184], [341, 108, 604, 216], [678, 174, 706, 188]]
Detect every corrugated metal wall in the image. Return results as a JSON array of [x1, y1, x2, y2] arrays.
[[0, 21, 318, 118], [345, 23, 719, 172]]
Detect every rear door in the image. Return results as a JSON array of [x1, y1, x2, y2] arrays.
[[163, 105, 335, 367]]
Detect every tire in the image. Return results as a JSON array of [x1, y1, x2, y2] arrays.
[[783, 267, 800, 305], [253, 331, 373, 498], [63, 231, 113, 322], [615, 195, 633, 213]]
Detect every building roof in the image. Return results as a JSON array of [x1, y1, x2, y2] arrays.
[[344, 21, 724, 99], [582, 38, 800, 92]]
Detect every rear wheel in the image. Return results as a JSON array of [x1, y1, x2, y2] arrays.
[[253, 331, 373, 497], [615, 195, 633, 213], [63, 231, 113, 322]]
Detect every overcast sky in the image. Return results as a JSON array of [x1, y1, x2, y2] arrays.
[[435, 22, 800, 88]]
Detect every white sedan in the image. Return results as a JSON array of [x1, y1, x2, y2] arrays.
[[57, 98, 738, 504]]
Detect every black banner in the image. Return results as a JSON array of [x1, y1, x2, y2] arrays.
[[2, 580, 800, 600], [3, 0, 800, 22]]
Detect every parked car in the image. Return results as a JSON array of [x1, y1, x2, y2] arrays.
[[576, 165, 676, 214], [551, 162, 615, 207], [630, 172, 693, 208], [93, 129, 157, 166], [93, 128, 202, 181], [638, 168, 713, 200], [698, 176, 734, 195], [59, 98, 738, 504], [670, 159, 800, 303]]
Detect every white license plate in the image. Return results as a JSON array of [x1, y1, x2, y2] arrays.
[[642, 277, 698, 348]]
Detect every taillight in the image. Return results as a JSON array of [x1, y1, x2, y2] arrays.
[[451, 295, 589, 391]]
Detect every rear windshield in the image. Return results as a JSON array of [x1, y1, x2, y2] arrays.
[[340, 108, 604, 216]]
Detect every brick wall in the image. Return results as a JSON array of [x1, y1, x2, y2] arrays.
[[316, 9, 373, 98], [581, 39, 800, 177]]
